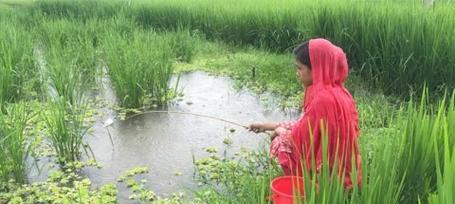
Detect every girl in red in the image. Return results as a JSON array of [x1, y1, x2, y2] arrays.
[[250, 38, 362, 188]]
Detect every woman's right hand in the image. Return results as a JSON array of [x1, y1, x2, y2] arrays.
[[248, 122, 266, 133]]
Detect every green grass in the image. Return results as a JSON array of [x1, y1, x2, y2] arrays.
[[129, 0, 455, 96], [166, 29, 198, 63], [34, 0, 117, 20], [31, 0, 455, 96], [0, 103, 33, 184], [37, 18, 100, 99], [102, 29, 176, 109], [0, 20, 37, 104], [42, 98, 90, 165], [429, 115, 455, 204]]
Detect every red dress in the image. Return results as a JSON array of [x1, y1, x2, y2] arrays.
[[270, 39, 362, 188]]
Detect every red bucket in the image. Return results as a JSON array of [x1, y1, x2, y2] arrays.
[[270, 176, 305, 204]]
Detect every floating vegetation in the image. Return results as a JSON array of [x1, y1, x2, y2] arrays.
[[117, 166, 185, 203], [223, 137, 233, 146], [0, 161, 117, 204]]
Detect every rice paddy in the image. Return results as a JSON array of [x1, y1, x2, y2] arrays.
[[0, 0, 454, 203]]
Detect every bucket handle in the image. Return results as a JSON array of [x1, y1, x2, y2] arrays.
[[266, 194, 279, 202]]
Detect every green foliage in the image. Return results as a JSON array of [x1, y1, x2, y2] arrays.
[[35, 0, 117, 20], [429, 117, 455, 204], [194, 148, 281, 203], [0, 161, 117, 204], [0, 20, 37, 104], [103, 30, 174, 108], [116, 166, 185, 203], [37, 18, 100, 102], [42, 98, 90, 165], [0, 103, 33, 184], [387, 91, 454, 203], [166, 29, 197, 63], [127, 0, 455, 95]]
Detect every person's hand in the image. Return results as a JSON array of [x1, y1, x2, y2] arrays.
[[274, 126, 288, 135], [270, 131, 279, 141], [248, 122, 266, 133]]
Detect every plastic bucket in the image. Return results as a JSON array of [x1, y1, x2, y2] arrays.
[[270, 176, 305, 204]]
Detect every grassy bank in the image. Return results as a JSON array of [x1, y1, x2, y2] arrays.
[[24, 0, 455, 96]]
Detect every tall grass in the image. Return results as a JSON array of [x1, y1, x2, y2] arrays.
[[42, 98, 89, 165], [103, 30, 174, 109], [128, 0, 455, 95], [429, 125, 455, 204], [428, 93, 455, 204], [30, 16, 102, 166], [35, 0, 117, 20], [37, 19, 100, 97], [27, 0, 455, 95], [166, 29, 197, 63], [0, 103, 33, 183], [0, 20, 37, 104]]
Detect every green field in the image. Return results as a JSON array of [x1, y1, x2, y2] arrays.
[[0, 0, 454, 203]]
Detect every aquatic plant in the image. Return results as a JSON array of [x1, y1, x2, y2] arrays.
[[0, 161, 117, 203], [42, 98, 90, 165], [0, 103, 33, 184], [37, 19, 100, 101], [103, 30, 174, 108], [117, 166, 185, 203]]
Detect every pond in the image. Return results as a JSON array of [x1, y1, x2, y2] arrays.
[[28, 71, 299, 202]]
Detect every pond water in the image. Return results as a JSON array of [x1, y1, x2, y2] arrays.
[[28, 71, 299, 202]]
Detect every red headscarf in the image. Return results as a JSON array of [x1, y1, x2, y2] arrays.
[[290, 38, 362, 188]]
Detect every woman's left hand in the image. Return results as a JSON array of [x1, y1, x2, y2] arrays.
[[274, 127, 288, 136]]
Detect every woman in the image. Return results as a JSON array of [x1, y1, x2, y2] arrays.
[[249, 38, 362, 188]]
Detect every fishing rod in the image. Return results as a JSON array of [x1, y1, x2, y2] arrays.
[[126, 110, 250, 129], [102, 110, 274, 149]]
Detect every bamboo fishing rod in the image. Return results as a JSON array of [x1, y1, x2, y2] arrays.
[[103, 110, 274, 147], [126, 110, 250, 129]]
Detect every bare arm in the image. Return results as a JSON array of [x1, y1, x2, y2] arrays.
[[248, 122, 280, 133]]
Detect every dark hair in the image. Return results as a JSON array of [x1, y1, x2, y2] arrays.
[[293, 42, 311, 69]]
